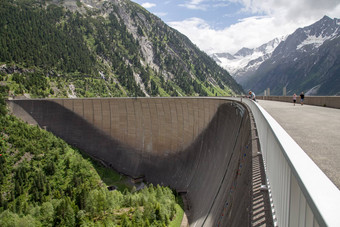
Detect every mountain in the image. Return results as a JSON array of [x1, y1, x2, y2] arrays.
[[0, 0, 243, 99], [243, 16, 340, 95], [211, 37, 285, 85]]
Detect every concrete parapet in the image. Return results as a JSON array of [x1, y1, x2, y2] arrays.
[[7, 98, 252, 227], [259, 96, 340, 109]]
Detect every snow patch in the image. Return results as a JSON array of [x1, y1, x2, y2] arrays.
[[297, 27, 339, 50], [212, 36, 285, 78], [218, 51, 265, 76], [297, 35, 328, 49]]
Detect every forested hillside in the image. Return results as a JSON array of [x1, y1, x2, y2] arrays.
[[0, 0, 243, 98], [0, 96, 183, 226]]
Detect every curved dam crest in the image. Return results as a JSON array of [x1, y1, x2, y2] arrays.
[[8, 98, 252, 227]]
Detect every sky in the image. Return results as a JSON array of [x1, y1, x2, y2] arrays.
[[132, 0, 340, 54]]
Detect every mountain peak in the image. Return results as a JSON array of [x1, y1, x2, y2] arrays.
[[210, 37, 285, 84], [271, 15, 340, 56], [234, 47, 253, 57], [245, 16, 340, 96], [321, 15, 332, 21], [315, 15, 339, 26], [210, 15, 340, 96]]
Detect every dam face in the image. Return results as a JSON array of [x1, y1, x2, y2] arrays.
[[8, 98, 252, 227]]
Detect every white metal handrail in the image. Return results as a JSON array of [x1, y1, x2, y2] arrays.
[[236, 98, 340, 227]]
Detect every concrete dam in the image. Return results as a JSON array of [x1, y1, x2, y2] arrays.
[[8, 98, 253, 227]]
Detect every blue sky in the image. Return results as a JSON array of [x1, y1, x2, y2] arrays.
[[132, 0, 340, 54], [135, 0, 249, 29]]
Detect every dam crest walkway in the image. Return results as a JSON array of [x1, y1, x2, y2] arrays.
[[258, 100, 340, 190], [7, 97, 340, 227]]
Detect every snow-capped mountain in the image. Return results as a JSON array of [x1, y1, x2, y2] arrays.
[[212, 15, 340, 96], [211, 37, 285, 85], [272, 16, 340, 58], [245, 16, 340, 96]]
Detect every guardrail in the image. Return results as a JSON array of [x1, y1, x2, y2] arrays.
[[236, 98, 340, 227]]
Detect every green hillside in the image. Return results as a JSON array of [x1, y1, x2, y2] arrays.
[[0, 97, 183, 226], [0, 0, 243, 98]]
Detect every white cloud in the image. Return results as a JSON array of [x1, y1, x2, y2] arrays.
[[141, 2, 156, 9], [178, 0, 231, 11], [154, 12, 168, 17], [212, 3, 230, 8], [179, 0, 208, 10], [235, 0, 340, 22], [168, 0, 340, 54], [169, 16, 297, 54]]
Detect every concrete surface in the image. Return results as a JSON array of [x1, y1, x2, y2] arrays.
[[258, 96, 340, 109], [8, 98, 254, 227], [258, 100, 340, 190]]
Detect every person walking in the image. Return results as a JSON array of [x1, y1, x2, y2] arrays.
[[293, 93, 297, 106], [300, 92, 304, 105]]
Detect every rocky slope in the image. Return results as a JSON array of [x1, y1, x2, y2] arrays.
[[243, 16, 340, 95], [0, 0, 243, 98]]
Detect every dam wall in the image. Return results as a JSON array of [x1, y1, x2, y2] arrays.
[[8, 98, 252, 227]]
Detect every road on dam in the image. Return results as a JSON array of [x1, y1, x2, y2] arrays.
[[8, 98, 258, 227], [258, 100, 340, 190]]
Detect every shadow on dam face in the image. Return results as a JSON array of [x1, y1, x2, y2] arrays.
[[8, 98, 252, 226]]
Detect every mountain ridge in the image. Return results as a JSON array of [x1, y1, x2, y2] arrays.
[[211, 36, 285, 85], [0, 0, 243, 99], [211, 15, 340, 96], [247, 15, 340, 95]]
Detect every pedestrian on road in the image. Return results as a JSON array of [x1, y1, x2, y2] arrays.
[[293, 93, 297, 106], [300, 92, 304, 105]]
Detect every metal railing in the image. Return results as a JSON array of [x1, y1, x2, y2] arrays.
[[236, 98, 340, 227]]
